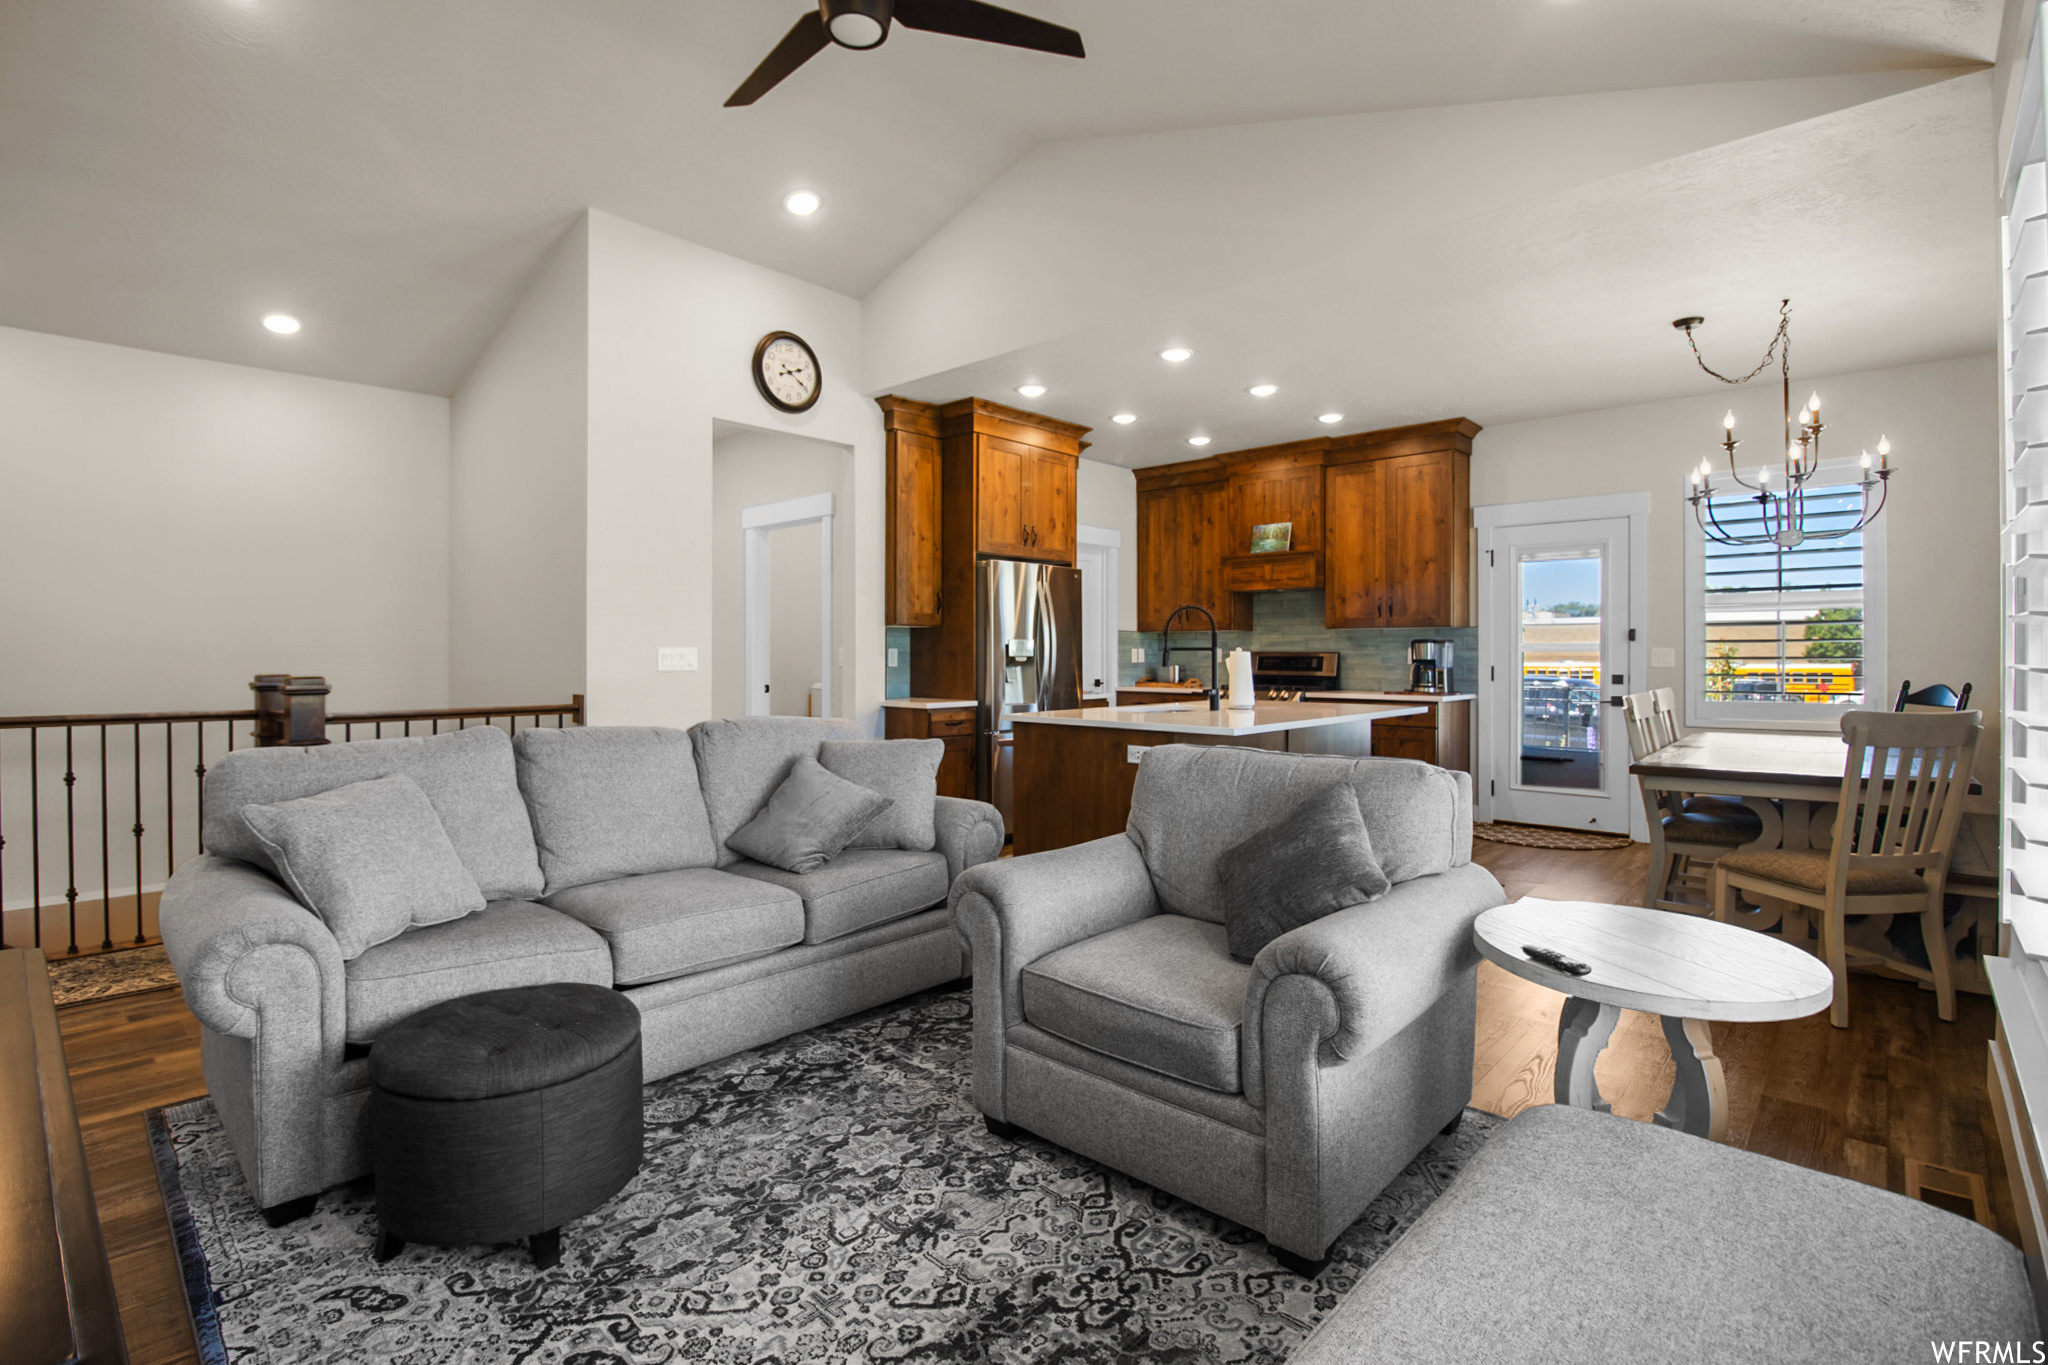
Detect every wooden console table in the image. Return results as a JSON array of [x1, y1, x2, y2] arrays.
[[0, 948, 128, 1364]]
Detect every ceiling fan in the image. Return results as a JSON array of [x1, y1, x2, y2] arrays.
[[725, 0, 1085, 106]]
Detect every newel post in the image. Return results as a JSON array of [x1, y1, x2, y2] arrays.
[[251, 674, 332, 746]]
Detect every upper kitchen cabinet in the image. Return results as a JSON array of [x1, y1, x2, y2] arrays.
[[940, 399, 1086, 566], [878, 397, 942, 627], [877, 396, 1086, 630], [1324, 418, 1479, 629], [1221, 440, 1326, 594], [1135, 463, 1251, 632]]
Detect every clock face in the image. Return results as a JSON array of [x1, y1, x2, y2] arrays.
[[753, 332, 821, 412]]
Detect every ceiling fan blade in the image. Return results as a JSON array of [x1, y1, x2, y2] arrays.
[[891, 0, 1084, 58], [725, 10, 831, 106]]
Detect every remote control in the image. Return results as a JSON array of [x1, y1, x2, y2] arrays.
[[1522, 944, 1592, 977]]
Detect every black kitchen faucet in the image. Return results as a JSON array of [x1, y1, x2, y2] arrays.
[[1161, 604, 1221, 712]]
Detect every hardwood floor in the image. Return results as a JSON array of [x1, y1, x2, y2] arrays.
[[1468, 838, 2016, 1241], [56, 840, 2015, 1364], [60, 986, 206, 1365]]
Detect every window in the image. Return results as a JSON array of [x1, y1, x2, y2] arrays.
[[1684, 462, 1885, 728]]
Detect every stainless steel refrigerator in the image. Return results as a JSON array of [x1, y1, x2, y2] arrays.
[[977, 559, 1083, 829]]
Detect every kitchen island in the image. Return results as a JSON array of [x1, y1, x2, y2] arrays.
[[1008, 699, 1425, 854]]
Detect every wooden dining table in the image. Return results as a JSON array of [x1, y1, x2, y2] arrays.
[[1628, 730, 1993, 856]]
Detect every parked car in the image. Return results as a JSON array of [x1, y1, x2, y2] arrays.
[[1522, 680, 1570, 722]]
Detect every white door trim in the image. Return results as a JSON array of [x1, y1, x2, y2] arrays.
[[743, 492, 835, 719], [1078, 523, 1122, 700], [1475, 491, 1651, 839]]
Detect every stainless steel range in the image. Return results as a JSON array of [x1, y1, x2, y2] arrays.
[[1249, 651, 1341, 701]]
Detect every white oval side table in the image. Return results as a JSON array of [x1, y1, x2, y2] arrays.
[[1473, 897, 1834, 1141]]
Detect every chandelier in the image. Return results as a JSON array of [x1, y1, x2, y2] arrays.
[[1674, 300, 1891, 549]]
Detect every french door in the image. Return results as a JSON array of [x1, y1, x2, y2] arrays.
[[1486, 516, 1634, 832]]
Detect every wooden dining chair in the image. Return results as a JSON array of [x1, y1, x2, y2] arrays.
[[1648, 687, 1756, 824], [1894, 680, 1973, 713], [1625, 690, 1762, 913], [1710, 709, 1982, 1028]]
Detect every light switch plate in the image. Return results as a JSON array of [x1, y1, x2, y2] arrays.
[[1650, 647, 1676, 669], [1130, 647, 1145, 664], [1127, 745, 1145, 765], [657, 647, 698, 672], [887, 647, 899, 668]]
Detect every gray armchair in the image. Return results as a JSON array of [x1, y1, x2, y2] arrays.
[[950, 744, 1503, 1273]]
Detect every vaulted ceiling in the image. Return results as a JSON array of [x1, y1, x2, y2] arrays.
[[0, 0, 2006, 457]]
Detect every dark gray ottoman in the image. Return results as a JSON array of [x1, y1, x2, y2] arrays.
[[367, 982, 642, 1269]]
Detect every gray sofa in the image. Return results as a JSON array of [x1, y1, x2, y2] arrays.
[[950, 744, 1505, 1270], [159, 716, 1003, 1219], [1292, 1103, 2040, 1362]]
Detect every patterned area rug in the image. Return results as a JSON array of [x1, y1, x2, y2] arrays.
[[46, 941, 180, 1007], [150, 986, 1501, 1365], [1473, 822, 1633, 851]]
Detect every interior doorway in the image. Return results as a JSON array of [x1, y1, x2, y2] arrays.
[[712, 423, 852, 721], [1476, 493, 1649, 837], [1076, 524, 1122, 701], [742, 493, 833, 718]]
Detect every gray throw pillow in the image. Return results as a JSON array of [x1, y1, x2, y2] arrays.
[[240, 773, 487, 960], [1218, 782, 1390, 963], [726, 758, 893, 874], [818, 739, 942, 851]]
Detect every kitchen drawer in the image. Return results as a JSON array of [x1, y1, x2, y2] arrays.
[[1371, 725, 1437, 763], [928, 710, 976, 737]]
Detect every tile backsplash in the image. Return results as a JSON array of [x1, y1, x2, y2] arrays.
[[885, 626, 911, 699], [1118, 591, 1478, 693]]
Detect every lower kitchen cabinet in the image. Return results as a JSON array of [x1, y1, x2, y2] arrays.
[[883, 703, 978, 799], [1363, 696, 1471, 775]]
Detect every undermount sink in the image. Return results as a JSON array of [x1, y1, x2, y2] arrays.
[[1112, 703, 1201, 713]]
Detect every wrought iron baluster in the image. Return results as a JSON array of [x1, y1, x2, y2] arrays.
[[63, 725, 78, 956], [196, 723, 207, 861], [98, 723, 111, 951], [164, 721, 175, 885], [132, 722, 145, 944], [30, 728, 41, 949]]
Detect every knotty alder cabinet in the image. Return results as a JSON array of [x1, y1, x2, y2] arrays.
[[878, 396, 942, 627], [1134, 418, 1477, 633], [877, 396, 1086, 631]]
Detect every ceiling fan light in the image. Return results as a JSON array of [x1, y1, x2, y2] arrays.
[[824, 0, 890, 48]]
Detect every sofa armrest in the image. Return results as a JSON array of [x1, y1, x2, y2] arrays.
[[1241, 861, 1504, 1107], [158, 854, 347, 1054], [949, 834, 1160, 1121], [933, 795, 1005, 883]]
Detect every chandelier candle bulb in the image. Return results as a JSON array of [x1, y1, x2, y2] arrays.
[[1860, 450, 1872, 469], [1724, 410, 1736, 429]]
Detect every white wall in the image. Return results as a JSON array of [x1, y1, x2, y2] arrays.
[[1078, 456, 1138, 631], [449, 217, 589, 707], [584, 209, 886, 733], [0, 323, 450, 713], [0, 323, 448, 937], [710, 426, 854, 720], [1473, 352, 2001, 759]]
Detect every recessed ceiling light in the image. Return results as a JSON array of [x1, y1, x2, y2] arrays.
[[262, 313, 301, 335], [1248, 384, 1278, 397], [1112, 413, 1137, 424], [1016, 383, 1046, 398], [1160, 347, 1193, 363], [1318, 412, 1344, 424], [784, 190, 821, 216], [1187, 435, 1211, 446]]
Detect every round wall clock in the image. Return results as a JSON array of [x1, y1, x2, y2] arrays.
[[752, 331, 821, 413]]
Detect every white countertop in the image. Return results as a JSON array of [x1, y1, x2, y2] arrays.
[[1320, 691, 1475, 703], [879, 697, 976, 710], [1010, 699, 1425, 737]]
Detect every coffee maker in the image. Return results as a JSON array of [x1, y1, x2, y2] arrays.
[[1408, 639, 1455, 694]]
